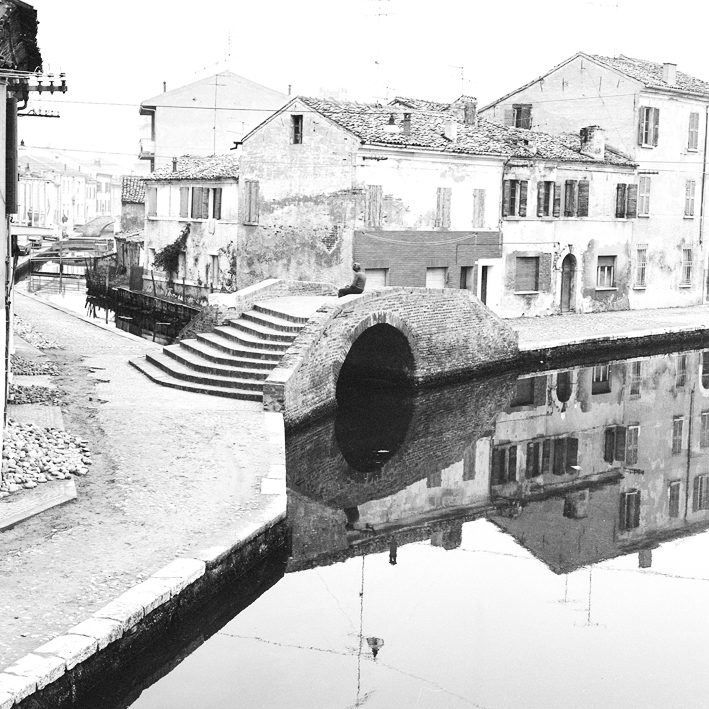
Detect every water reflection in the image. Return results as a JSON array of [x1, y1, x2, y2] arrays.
[[288, 348, 709, 575]]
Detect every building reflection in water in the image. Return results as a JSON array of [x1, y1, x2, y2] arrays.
[[287, 348, 709, 575]]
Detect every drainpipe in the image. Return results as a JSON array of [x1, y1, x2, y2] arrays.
[[700, 106, 708, 301]]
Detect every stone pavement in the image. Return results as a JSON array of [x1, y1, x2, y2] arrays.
[[509, 304, 709, 350], [0, 292, 285, 671]]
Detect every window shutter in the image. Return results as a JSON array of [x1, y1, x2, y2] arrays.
[[564, 180, 576, 217], [521, 105, 532, 130], [503, 107, 514, 126], [615, 184, 624, 218], [652, 107, 660, 146], [566, 437, 579, 471], [502, 180, 511, 217], [693, 476, 700, 511], [508, 446, 517, 482], [686, 181, 692, 215], [213, 187, 222, 220], [553, 182, 562, 217], [191, 186, 202, 219], [552, 438, 566, 475], [632, 491, 641, 528], [615, 426, 627, 462], [179, 187, 189, 218], [147, 186, 157, 217], [626, 184, 638, 218], [201, 187, 210, 219], [604, 427, 615, 463], [577, 181, 589, 217], [518, 181, 528, 217], [473, 188, 485, 227], [542, 439, 551, 474], [637, 107, 646, 145], [537, 182, 545, 217]]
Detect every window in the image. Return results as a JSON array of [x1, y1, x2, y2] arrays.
[[638, 106, 660, 147], [629, 360, 642, 397], [515, 256, 539, 292], [503, 179, 528, 217], [685, 180, 696, 216], [693, 475, 709, 511], [211, 254, 219, 286], [526, 441, 541, 478], [703, 351, 709, 389], [596, 256, 616, 289], [619, 490, 641, 531], [562, 180, 589, 217], [616, 183, 638, 218], [213, 188, 222, 220], [701, 412, 709, 448], [435, 187, 452, 228], [512, 104, 532, 129], [472, 188, 485, 227], [243, 180, 260, 225], [672, 416, 684, 454], [179, 187, 189, 218], [425, 267, 447, 288], [681, 248, 693, 285], [551, 437, 579, 476], [291, 114, 303, 144], [626, 425, 639, 466], [592, 364, 611, 394], [669, 481, 681, 518], [366, 268, 388, 288], [634, 246, 647, 288], [676, 354, 687, 389], [491, 445, 517, 485], [511, 378, 535, 407], [365, 184, 382, 228], [638, 176, 651, 216], [604, 426, 627, 463], [146, 186, 157, 217], [688, 112, 700, 151], [537, 181, 554, 217]]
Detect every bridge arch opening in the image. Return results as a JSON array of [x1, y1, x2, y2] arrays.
[[336, 323, 416, 399]]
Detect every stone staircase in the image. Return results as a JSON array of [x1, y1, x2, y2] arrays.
[[129, 302, 310, 401]]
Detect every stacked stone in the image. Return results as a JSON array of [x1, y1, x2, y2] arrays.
[[10, 355, 60, 376], [8, 383, 65, 406], [1, 420, 92, 497], [13, 316, 62, 349]]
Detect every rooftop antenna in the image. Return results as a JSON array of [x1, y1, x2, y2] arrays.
[[366, 0, 392, 103], [449, 65, 466, 95]]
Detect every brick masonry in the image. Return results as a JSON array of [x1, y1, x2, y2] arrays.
[[263, 287, 520, 428]]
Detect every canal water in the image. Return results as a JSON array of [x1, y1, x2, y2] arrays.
[[127, 347, 709, 708]]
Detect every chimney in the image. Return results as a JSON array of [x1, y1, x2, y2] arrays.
[[163, 81, 167, 93], [288, 84, 292, 96], [579, 125, 605, 160], [444, 118, 458, 142], [463, 98, 478, 128], [172, 157, 178, 172], [402, 112, 411, 135], [662, 62, 677, 86]]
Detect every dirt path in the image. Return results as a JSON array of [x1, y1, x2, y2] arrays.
[[0, 293, 283, 669]]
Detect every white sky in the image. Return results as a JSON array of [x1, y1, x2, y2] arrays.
[[17, 0, 709, 170]]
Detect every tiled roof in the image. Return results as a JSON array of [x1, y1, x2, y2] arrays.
[[300, 97, 635, 166], [121, 176, 145, 204], [143, 154, 240, 181], [591, 54, 709, 96]]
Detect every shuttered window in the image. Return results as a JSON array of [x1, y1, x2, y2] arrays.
[[685, 180, 696, 217], [537, 181, 554, 217], [472, 188, 485, 227], [503, 180, 528, 217], [672, 416, 684, 454], [564, 180, 577, 217], [619, 490, 641, 531], [700, 411, 709, 448], [526, 441, 541, 478], [638, 176, 651, 216], [179, 187, 189, 218], [576, 180, 589, 217], [675, 354, 687, 389], [688, 112, 700, 151], [669, 481, 681, 518], [146, 186, 157, 217], [681, 248, 693, 285], [365, 184, 382, 228], [635, 246, 647, 287], [692, 474, 709, 511], [629, 360, 642, 397], [435, 187, 452, 228], [191, 186, 203, 219], [243, 180, 260, 225], [512, 104, 532, 129], [626, 425, 639, 466], [213, 187, 222, 220], [491, 445, 517, 485], [596, 256, 615, 288], [638, 106, 660, 147], [514, 256, 539, 292]]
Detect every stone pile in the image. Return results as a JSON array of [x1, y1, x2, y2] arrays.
[[8, 383, 65, 406], [11, 354, 60, 376], [0, 419, 92, 497], [14, 316, 63, 349]]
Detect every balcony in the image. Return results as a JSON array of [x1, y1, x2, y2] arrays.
[[139, 139, 155, 160]]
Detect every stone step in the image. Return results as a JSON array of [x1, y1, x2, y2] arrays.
[[213, 324, 293, 350], [196, 331, 284, 359], [146, 352, 264, 391], [226, 319, 298, 343], [129, 357, 261, 401], [241, 310, 305, 333], [163, 345, 271, 380], [179, 339, 277, 369], [252, 302, 311, 325]]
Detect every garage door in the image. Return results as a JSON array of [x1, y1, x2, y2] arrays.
[[426, 267, 447, 289], [367, 268, 388, 288]]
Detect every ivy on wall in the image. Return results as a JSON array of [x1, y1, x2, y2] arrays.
[[154, 224, 190, 282]]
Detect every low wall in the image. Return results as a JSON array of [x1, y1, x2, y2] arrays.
[[177, 278, 337, 341], [264, 286, 519, 429]]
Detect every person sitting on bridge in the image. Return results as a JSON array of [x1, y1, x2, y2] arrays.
[[338, 262, 367, 298]]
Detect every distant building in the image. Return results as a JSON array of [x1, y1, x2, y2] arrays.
[[138, 72, 288, 171], [120, 176, 145, 233]]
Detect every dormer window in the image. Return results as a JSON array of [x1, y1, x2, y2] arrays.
[[513, 104, 532, 129], [291, 115, 303, 144]]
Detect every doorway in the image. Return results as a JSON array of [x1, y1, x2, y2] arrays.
[[479, 266, 489, 305], [459, 266, 474, 291], [560, 254, 576, 313]]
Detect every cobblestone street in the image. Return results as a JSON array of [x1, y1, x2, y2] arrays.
[[0, 293, 284, 670]]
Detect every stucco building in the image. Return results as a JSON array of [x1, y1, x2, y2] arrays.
[[480, 52, 709, 310]]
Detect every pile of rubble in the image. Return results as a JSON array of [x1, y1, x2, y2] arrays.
[[8, 383, 65, 406], [1, 420, 92, 496], [13, 316, 63, 350], [11, 354, 60, 377]]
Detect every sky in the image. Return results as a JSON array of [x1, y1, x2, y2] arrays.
[[17, 0, 709, 171]]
